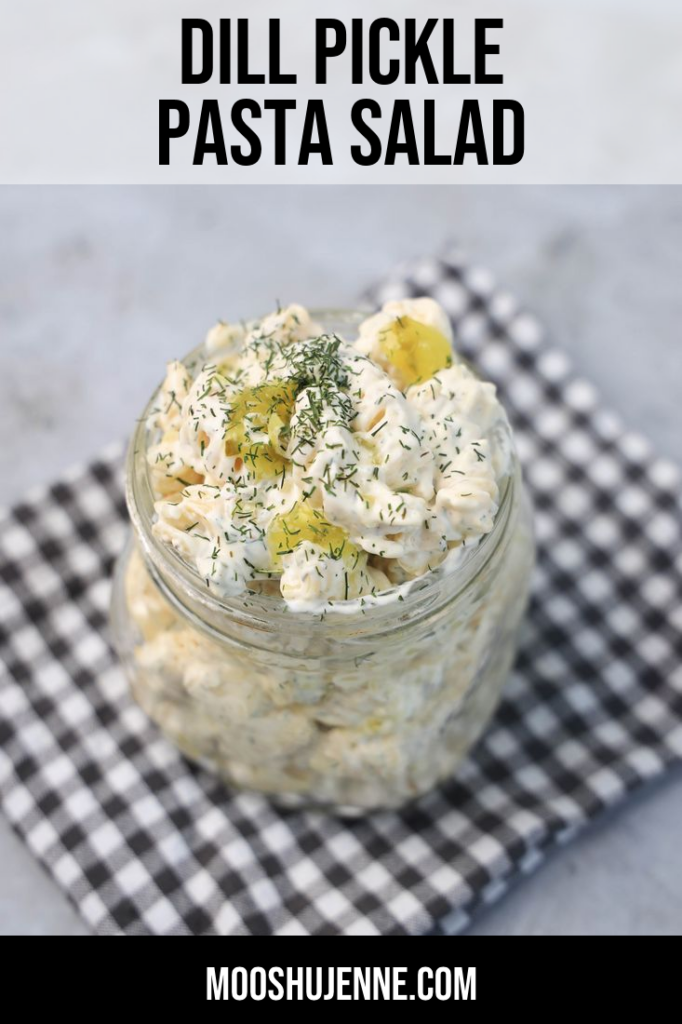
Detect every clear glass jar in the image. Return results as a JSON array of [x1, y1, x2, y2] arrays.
[[110, 311, 535, 814]]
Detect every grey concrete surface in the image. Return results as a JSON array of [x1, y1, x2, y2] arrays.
[[0, 185, 680, 935]]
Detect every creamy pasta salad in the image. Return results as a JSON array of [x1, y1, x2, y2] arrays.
[[145, 299, 511, 611]]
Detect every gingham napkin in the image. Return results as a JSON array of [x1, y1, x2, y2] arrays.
[[1, 252, 681, 936]]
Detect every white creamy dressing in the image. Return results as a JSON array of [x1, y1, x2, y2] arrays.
[[146, 299, 512, 613]]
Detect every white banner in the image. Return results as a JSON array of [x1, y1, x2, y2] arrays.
[[2, 0, 681, 184]]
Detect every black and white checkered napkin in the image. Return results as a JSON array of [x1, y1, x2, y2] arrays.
[[1, 252, 681, 936]]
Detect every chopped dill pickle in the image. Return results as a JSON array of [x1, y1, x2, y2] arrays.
[[379, 317, 452, 389], [216, 354, 238, 376], [225, 381, 296, 479], [267, 502, 362, 567], [267, 411, 289, 455]]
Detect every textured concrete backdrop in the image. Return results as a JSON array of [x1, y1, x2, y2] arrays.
[[0, 185, 681, 934]]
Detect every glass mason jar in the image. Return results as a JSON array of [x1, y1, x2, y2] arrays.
[[110, 310, 535, 814]]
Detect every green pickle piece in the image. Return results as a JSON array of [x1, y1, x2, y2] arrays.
[[225, 381, 296, 479], [379, 316, 452, 389], [267, 503, 364, 570]]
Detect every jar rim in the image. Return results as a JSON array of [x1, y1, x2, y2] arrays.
[[125, 308, 517, 637]]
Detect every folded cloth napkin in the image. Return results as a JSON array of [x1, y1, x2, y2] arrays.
[[1, 251, 681, 936]]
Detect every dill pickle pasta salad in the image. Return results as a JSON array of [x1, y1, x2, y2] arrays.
[[111, 301, 534, 811]]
